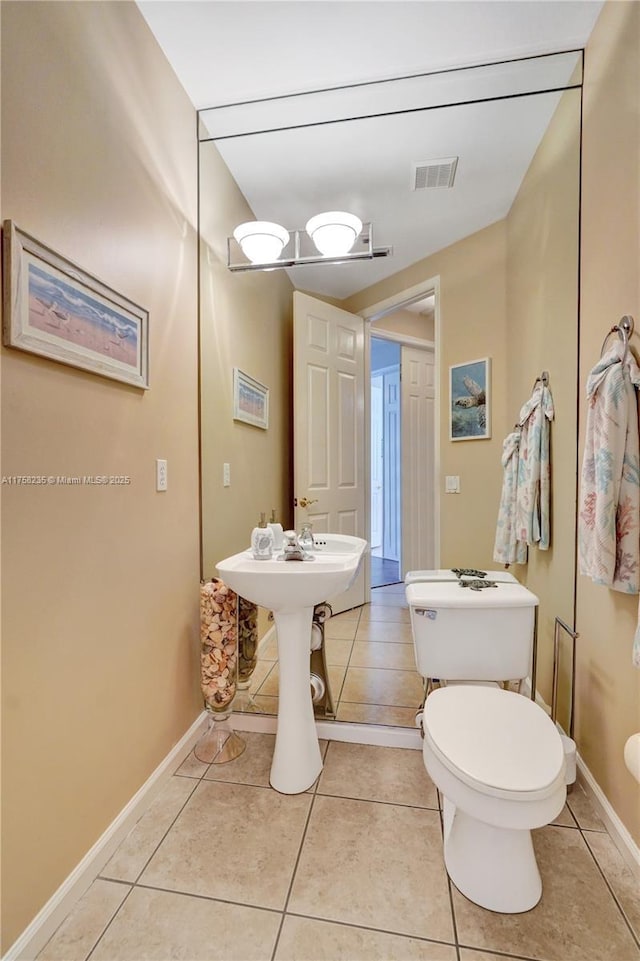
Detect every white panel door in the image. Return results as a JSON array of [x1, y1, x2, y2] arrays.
[[383, 367, 401, 562], [370, 376, 384, 553], [294, 291, 366, 613], [401, 345, 435, 577]]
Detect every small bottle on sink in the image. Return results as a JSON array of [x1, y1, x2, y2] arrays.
[[251, 513, 274, 560]]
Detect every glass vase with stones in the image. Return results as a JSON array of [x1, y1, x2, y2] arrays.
[[233, 595, 261, 712], [194, 578, 245, 764]]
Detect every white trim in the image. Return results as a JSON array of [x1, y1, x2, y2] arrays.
[[576, 757, 640, 879], [360, 278, 438, 323], [521, 677, 640, 878], [4, 712, 209, 961], [232, 709, 422, 750], [371, 328, 435, 350]]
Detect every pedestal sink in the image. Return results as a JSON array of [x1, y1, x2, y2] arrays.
[[217, 534, 367, 793]]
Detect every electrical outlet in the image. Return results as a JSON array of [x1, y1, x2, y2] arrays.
[[156, 459, 168, 491], [223, 462, 231, 487]]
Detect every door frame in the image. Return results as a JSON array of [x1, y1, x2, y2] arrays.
[[360, 276, 441, 584]]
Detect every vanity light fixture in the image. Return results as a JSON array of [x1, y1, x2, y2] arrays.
[[233, 221, 290, 265], [305, 211, 363, 257], [228, 211, 391, 272]]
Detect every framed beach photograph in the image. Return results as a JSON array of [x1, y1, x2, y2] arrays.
[[233, 368, 269, 429], [449, 357, 491, 441], [2, 220, 149, 389]]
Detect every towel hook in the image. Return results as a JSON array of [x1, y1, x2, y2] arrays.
[[600, 315, 635, 359]]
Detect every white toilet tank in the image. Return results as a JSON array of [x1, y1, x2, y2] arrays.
[[406, 580, 538, 682]]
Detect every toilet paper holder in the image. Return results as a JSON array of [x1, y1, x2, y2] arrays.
[[552, 616, 579, 788]]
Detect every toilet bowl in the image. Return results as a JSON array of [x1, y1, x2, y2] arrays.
[[423, 685, 566, 913]]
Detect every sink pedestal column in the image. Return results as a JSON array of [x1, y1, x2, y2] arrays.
[[271, 607, 322, 793]]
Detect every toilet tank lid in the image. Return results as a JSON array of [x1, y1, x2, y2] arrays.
[[406, 580, 539, 609], [405, 569, 519, 584]]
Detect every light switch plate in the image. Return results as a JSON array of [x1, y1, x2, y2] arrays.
[[223, 463, 231, 487], [445, 475, 460, 493], [156, 459, 168, 491]]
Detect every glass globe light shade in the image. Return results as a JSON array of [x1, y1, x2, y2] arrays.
[[233, 221, 290, 264], [305, 211, 363, 257]]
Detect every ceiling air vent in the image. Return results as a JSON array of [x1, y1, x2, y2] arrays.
[[411, 157, 458, 191]]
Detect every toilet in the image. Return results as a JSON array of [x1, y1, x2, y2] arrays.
[[423, 685, 565, 913], [405, 573, 567, 913]]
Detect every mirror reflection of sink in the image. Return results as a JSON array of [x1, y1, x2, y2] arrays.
[[216, 533, 367, 612], [217, 533, 367, 794]]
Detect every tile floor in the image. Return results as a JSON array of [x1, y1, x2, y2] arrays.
[[38, 736, 640, 961], [248, 582, 425, 728]]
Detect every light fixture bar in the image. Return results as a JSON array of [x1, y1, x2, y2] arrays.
[[227, 222, 392, 272]]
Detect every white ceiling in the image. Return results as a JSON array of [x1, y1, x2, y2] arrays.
[[138, 1, 603, 299]]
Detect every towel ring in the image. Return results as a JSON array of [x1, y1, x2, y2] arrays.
[[600, 315, 635, 359]]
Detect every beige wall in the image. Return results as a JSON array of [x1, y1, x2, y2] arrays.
[[373, 306, 435, 341], [505, 86, 581, 712], [199, 142, 294, 576], [578, 0, 640, 844], [1, 2, 201, 949], [344, 220, 509, 570]]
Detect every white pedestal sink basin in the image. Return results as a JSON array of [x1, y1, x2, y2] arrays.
[[217, 533, 367, 793]]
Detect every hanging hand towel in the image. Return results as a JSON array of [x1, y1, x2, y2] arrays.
[[516, 382, 555, 549], [493, 428, 528, 565], [578, 339, 640, 594]]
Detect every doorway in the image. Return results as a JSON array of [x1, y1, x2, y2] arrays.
[[370, 337, 401, 587]]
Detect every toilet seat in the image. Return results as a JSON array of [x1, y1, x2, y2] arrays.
[[423, 686, 565, 801]]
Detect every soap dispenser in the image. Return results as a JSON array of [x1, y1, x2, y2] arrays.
[[267, 509, 284, 550], [251, 513, 274, 560]]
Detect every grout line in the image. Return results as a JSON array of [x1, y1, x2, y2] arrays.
[[132, 880, 283, 914], [280, 911, 459, 952], [269, 791, 319, 961], [84, 883, 136, 961], [580, 827, 640, 950], [98, 775, 200, 887]]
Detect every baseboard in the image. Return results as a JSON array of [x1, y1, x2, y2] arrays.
[[4, 711, 209, 961], [576, 757, 640, 879]]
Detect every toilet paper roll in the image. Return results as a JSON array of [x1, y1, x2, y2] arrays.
[[624, 733, 640, 783], [310, 623, 323, 652]]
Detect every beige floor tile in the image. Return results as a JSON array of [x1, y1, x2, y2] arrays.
[[325, 618, 359, 640], [369, 592, 409, 608], [454, 825, 640, 961], [551, 802, 577, 827], [102, 776, 196, 882], [258, 633, 279, 660], [336, 701, 420, 727], [140, 780, 311, 910], [359, 605, 411, 624], [175, 749, 209, 778], [90, 887, 280, 961], [329, 606, 362, 621], [275, 916, 457, 960], [204, 730, 275, 787], [37, 880, 130, 961], [584, 830, 640, 940], [324, 636, 354, 665], [288, 795, 453, 942], [318, 741, 438, 808], [459, 952, 523, 961], [341, 666, 425, 708], [253, 693, 278, 714], [350, 639, 417, 670], [327, 663, 347, 699], [248, 658, 275, 692], [567, 782, 607, 831], [373, 583, 406, 594], [257, 662, 280, 697], [356, 621, 414, 644]]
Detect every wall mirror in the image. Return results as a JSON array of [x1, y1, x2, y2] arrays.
[[198, 51, 582, 731]]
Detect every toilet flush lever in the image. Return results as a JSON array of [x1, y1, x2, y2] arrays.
[[415, 609, 438, 620]]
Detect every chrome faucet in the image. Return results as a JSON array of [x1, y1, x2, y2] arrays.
[[280, 530, 315, 561], [298, 523, 315, 552]]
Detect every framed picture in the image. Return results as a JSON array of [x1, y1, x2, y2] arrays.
[[233, 368, 269, 429], [2, 220, 149, 389], [449, 357, 491, 441]]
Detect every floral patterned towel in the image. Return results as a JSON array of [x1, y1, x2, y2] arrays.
[[516, 383, 555, 550], [493, 429, 528, 565], [578, 340, 640, 669]]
